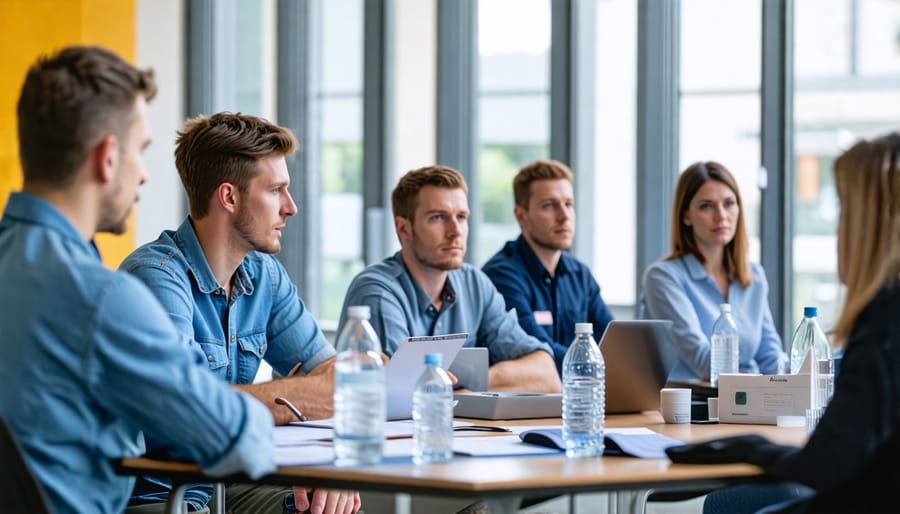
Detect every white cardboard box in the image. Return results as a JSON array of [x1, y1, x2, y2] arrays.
[[717, 352, 815, 425]]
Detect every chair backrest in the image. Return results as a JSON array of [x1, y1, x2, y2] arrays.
[[0, 417, 53, 514]]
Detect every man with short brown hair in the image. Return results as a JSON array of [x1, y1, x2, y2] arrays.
[[122, 112, 359, 514], [0, 45, 275, 514], [339, 165, 561, 393], [483, 159, 614, 374]]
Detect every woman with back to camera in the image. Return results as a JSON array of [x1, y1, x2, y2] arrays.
[[641, 161, 787, 382], [672, 132, 900, 514]]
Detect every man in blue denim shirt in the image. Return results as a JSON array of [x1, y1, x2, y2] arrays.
[[121, 113, 359, 514], [339, 165, 560, 393], [482, 160, 614, 374], [0, 46, 275, 514]]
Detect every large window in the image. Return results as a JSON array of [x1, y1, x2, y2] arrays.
[[316, 0, 365, 323], [791, 0, 900, 330], [474, 0, 551, 266], [594, 0, 637, 307], [680, 0, 763, 263]]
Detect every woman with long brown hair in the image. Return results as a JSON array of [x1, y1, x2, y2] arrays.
[[642, 161, 786, 381]]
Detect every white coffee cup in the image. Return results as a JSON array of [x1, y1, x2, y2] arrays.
[[707, 397, 719, 420], [659, 388, 691, 423]]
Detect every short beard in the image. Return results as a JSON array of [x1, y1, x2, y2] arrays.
[[234, 206, 280, 254]]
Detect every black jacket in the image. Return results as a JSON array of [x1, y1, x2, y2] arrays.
[[668, 283, 900, 491]]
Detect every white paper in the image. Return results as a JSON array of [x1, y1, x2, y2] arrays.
[[274, 443, 335, 466], [385, 333, 468, 419]]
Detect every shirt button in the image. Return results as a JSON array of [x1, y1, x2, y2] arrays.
[[544, 277, 551, 284], [231, 335, 236, 341], [207, 355, 213, 362]]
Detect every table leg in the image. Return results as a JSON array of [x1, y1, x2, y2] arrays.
[[614, 489, 651, 514], [483, 495, 524, 514], [164, 483, 189, 514]]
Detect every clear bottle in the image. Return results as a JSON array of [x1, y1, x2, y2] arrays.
[[710, 303, 740, 387], [789, 306, 834, 409], [562, 323, 605, 458], [333, 305, 385, 466], [412, 352, 454, 465]]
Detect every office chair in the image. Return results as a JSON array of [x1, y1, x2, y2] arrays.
[[0, 417, 54, 514]]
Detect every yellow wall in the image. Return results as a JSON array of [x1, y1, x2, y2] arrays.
[[0, 0, 137, 268]]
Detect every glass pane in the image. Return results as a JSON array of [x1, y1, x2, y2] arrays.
[[681, 0, 761, 91], [475, 0, 551, 266], [680, 3, 762, 263], [234, 0, 266, 114], [795, 0, 851, 78], [792, 0, 900, 331], [680, 94, 762, 262], [594, 0, 637, 306], [858, 0, 900, 76], [317, 0, 364, 323]]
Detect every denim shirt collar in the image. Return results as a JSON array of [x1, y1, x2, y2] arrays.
[[172, 217, 254, 298], [514, 234, 570, 281], [3, 192, 100, 260]]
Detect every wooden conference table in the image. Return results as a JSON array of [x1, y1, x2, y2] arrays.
[[116, 413, 806, 514]]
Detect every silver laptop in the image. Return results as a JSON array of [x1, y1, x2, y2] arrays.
[[448, 347, 488, 392], [600, 319, 677, 413]]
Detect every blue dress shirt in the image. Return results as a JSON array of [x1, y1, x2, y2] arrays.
[[641, 254, 786, 381], [121, 217, 334, 506], [338, 252, 552, 363], [0, 193, 275, 514], [482, 236, 614, 374]]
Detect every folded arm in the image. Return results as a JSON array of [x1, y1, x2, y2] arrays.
[[488, 350, 561, 393]]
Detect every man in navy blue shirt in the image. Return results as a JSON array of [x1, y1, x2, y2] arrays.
[[483, 160, 614, 374]]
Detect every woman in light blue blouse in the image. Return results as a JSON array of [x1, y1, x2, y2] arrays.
[[641, 161, 787, 381]]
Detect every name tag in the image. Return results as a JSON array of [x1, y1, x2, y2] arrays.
[[534, 310, 553, 326]]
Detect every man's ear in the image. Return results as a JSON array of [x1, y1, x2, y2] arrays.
[[395, 216, 411, 243], [216, 182, 239, 214], [514, 204, 527, 227], [94, 135, 119, 183]]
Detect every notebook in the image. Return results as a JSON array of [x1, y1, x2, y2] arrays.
[[600, 320, 677, 413], [384, 333, 468, 420]]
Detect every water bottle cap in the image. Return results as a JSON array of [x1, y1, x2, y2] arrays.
[[347, 305, 371, 320], [574, 322, 593, 334], [424, 352, 442, 366], [803, 306, 817, 317], [719, 303, 731, 313]]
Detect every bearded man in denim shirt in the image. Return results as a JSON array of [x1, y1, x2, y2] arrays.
[[0, 46, 276, 514], [121, 113, 359, 514]]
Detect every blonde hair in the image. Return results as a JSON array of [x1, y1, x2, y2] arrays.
[[667, 161, 751, 287], [833, 132, 900, 345]]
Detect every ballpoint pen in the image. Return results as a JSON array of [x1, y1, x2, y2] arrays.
[[274, 396, 308, 422]]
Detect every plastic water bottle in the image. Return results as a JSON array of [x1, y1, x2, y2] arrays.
[[710, 303, 739, 387], [412, 352, 454, 465], [333, 305, 385, 466], [789, 306, 834, 409], [562, 323, 605, 458]]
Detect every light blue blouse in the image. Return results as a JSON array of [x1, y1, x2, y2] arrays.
[[641, 254, 787, 381]]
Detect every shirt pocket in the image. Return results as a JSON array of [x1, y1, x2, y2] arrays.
[[236, 332, 268, 383], [197, 339, 228, 372]]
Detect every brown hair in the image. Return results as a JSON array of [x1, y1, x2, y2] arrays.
[[513, 159, 574, 208], [391, 165, 468, 220], [175, 112, 298, 218], [832, 132, 900, 345], [667, 161, 751, 287], [17, 45, 157, 187]]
